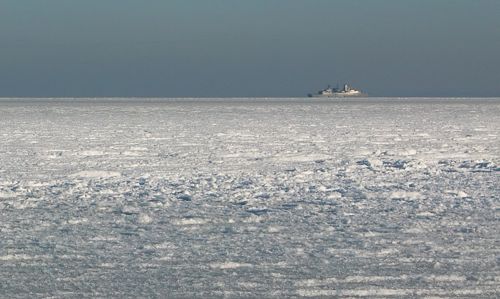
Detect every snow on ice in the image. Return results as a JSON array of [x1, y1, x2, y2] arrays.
[[0, 98, 499, 298]]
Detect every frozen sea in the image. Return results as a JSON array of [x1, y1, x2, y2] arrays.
[[0, 97, 499, 298]]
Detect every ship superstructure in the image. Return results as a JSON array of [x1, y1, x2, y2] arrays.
[[308, 83, 366, 97]]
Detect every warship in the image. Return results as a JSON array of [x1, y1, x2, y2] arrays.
[[308, 83, 367, 97]]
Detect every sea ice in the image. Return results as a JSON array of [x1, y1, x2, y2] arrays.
[[0, 97, 498, 298]]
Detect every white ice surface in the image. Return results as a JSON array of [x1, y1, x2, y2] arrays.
[[0, 98, 499, 298]]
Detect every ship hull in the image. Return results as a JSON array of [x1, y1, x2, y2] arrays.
[[308, 93, 368, 98]]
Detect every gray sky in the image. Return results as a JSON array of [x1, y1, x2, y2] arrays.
[[1, 0, 499, 97]]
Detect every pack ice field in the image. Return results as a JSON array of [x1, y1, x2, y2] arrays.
[[0, 98, 499, 298]]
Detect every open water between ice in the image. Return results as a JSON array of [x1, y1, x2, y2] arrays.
[[0, 98, 499, 298]]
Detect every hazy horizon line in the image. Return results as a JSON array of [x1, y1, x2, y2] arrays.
[[1, 96, 500, 100]]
